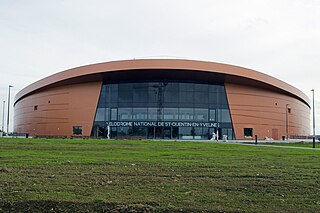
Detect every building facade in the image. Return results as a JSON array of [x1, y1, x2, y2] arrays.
[[14, 59, 310, 140]]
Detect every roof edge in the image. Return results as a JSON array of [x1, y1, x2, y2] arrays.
[[14, 59, 310, 108]]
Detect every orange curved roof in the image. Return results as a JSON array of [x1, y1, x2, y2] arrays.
[[15, 59, 310, 107]]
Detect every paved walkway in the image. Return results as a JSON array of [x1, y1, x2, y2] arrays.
[[231, 142, 320, 150]]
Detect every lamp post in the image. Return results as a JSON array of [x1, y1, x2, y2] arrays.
[[7, 85, 13, 134], [286, 104, 289, 140], [2, 100, 5, 132], [311, 89, 315, 148]]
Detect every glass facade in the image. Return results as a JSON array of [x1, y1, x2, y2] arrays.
[[92, 81, 234, 140]]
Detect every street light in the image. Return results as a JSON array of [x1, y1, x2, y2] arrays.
[[286, 104, 290, 140], [7, 85, 13, 134], [311, 89, 315, 148], [2, 100, 5, 132]]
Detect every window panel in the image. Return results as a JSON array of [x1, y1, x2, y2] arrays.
[[179, 108, 194, 121], [179, 91, 193, 103], [133, 83, 148, 103], [133, 108, 148, 120], [244, 128, 253, 137], [105, 108, 110, 121], [133, 91, 148, 103], [148, 90, 157, 104], [97, 126, 106, 137], [131, 127, 147, 136], [97, 85, 106, 108], [180, 83, 194, 91], [209, 85, 219, 93], [228, 128, 234, 140], [216, 85, 223, 93], [133, 102, 148, 108], [220, 91, 228, 105], [118, 84, 133, 103], [111, 108, 117, 121], [118, 127, 130, 136], [217, 109, 231, 122], [194, 108, 208, 121], [73, 126, 82, 135], [95, 108, 106, 121], [179, 127, 193, 139], [194, 84, 208, 92], [164, 108, 179, 120], [221, 128, 228, 138], [148, 108, 158, 120], [110, 84, 118, 103], [111, 127, 117, 138], [164, 89, 179, 103], [92, 82, 234, 139], [118, 108, 132, 120], [221, 109, 231, 122], [164, 102, 179, 108], [193, 127, 206, 139], [166, 82, 179, 91], [194, 92, 208, 105], [209, 92, 217, 104], [209, 109, 216, 122]]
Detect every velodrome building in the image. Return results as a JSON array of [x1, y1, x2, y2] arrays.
[[14, 59, 310, 140]]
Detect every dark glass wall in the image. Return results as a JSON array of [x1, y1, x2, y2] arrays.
[[92, 81, 234, 140]]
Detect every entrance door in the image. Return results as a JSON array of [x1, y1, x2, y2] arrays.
[[272, 129, 279, 140], [147, 127, 154, 139], [209, 127, 220, 140], [147, 127, 179, 139], [155, 127, 163, 139], [209, 127, 222, 140], [163, 127, 171, 139], [172, 127, 179, 139]]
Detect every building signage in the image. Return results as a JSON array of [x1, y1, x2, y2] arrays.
[[106, 121, 218, 128]]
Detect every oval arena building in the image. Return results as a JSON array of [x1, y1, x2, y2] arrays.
[[14, 59, 310, 140]]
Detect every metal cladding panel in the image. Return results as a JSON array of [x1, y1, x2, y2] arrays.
[[15, 59, 309, 108], [14, 59, 310, 138], [225, 82, 310, 140], [14, 81, 102, 137]]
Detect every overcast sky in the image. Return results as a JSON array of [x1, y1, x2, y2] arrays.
[[1, 0, 320, 133]]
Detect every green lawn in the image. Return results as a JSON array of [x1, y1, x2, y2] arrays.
[[1, 138, 320, 212]]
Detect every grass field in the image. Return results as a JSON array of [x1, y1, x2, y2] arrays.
[[1, 138, 320, 212]]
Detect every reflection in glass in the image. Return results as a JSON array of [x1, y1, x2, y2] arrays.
[[133, 83, 148, 103], [194, 83, 208, 92], [95, 108, 105, 122], [148, 108, 158, 120], [118, 108, 132, 120], [111, 108, 117, 121], [194, 108, 208, 121], [179, 108, 194, 120], [194, 92, 208, 105], [179, 91, 193, 103], [164, 108, 179, 120], [93, 81, 234, 139], [217, 109, 231, 122], [118, 84, 133, 103], [133, 108, 148, 120], [209, 109, 216, 122], [180, 83, 194, 91]]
